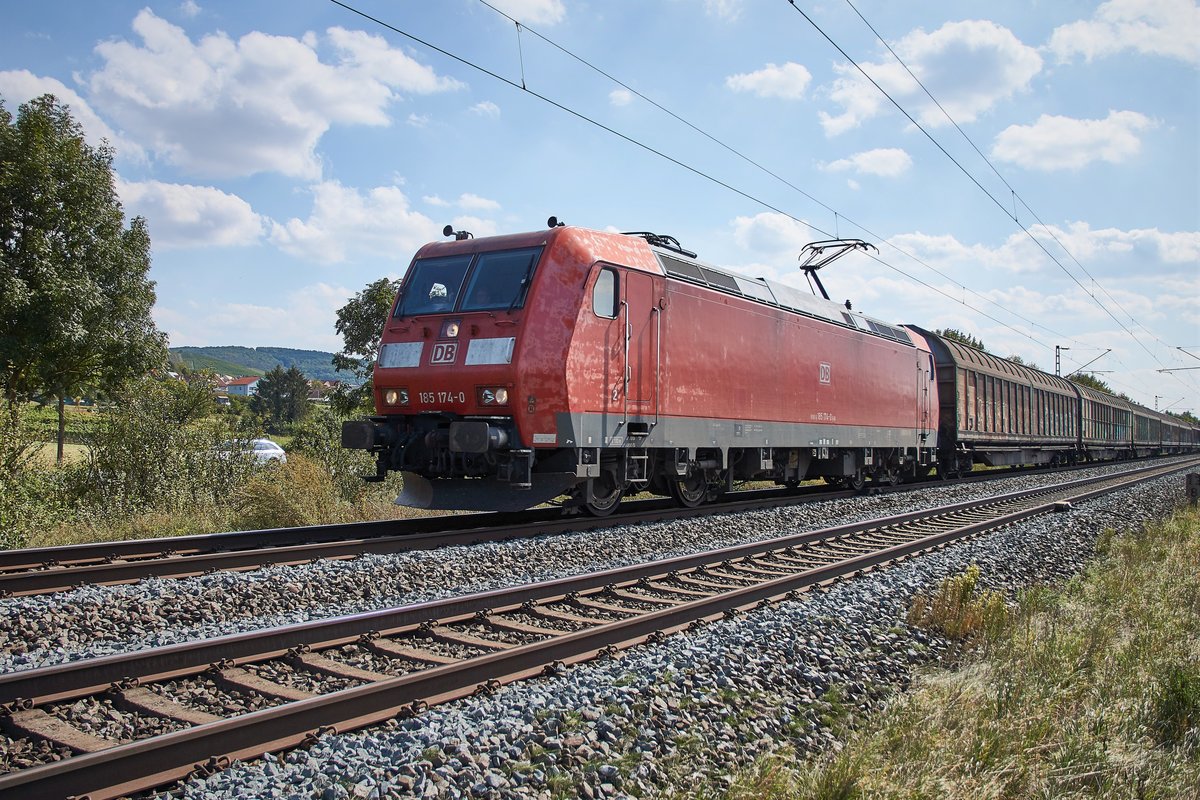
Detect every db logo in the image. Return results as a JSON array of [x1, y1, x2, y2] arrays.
[[819, 362, 832, 385], [430, 342, 458, 365]]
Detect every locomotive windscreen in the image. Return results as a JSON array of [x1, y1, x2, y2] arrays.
[[394, 247, 543, 317]]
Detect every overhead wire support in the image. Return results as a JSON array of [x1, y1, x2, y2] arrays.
[[783, 0, 1168, 371]]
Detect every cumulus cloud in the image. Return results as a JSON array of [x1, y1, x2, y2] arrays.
[[457, 193, 501, 211], [731, 212, 822, 258], [268, 181, 441, 264], [117, 178, 266, 249], [1047, 0, 1200, 65], [84, 9, 462, 179], [991, 110, 1157, 170], [820, 20, 1042, 135], [469, 100, 500, 116], [407, 113, 431, 128], [0, 70, 144, 160], [486, 0, 565, 25], [609, 88, 633, 107], [179, 1, 201, 18], [822, 148, 912, 177], [726, 62, 812, 100]]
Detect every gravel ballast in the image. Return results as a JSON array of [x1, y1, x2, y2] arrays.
[[0, 460, 1184, 675], [163, 470, 1186, 799]]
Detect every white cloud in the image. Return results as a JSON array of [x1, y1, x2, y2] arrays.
[[1048, 0, 1200, 65], [820, 20, 1042, 135], [179, 1, 201, 18], [407, 113, 431, 128], [822, 148, 912, 177], [469, 100, 500, 117], [84, 9, 462, 179], [422, 195, 450, 207], [457, 193, 501, 211], [726, 62, 812, 100], [451, 215, 500, 239], [268, 181, 441, 264], [704, 0, 743, 21], [0, 70, 144, 160], [731, 212, 822, 258], [609, 88, 633, 107], [991, 110, 1157, 170], [486, 0, 565, 25], [117, 178, 265, 249]]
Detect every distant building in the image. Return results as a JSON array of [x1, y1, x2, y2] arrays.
[[226, 376, 261, 396]]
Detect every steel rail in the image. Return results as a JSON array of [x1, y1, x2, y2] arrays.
[[0, 458, 1189, 800], [0, 457, 1190, 706], [1, 456, 1182, 597]]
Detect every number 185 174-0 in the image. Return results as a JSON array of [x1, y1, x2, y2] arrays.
[[419, 391, 467, 404]]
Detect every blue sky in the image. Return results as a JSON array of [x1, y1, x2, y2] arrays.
[[2, 0, 1197, 413]]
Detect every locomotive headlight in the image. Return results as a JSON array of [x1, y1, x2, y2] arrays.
[[440, 319, 461, 338], [384, 389, 410, 406], [477, 387, 510, 406]]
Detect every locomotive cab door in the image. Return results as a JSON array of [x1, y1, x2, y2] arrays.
[[592, 266, 660, 436], [623, 270, 660, 428]]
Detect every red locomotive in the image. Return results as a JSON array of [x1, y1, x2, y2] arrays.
[[343, 221, 940, 514], [341, 221, 1197, 514]]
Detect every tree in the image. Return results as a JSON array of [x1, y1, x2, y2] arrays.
[[1068, 373, 1115, 394], [332, 277, 401, 413], [251, 365, 312, 432], [1, 94, 167, 462], [1006, 354, 1042, 370], [935, 328, 987, 352]]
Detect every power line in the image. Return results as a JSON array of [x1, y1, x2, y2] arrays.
[[327, 0, 1056, 345], [471, 1, 1087, 347], [781, 0, 1169, 373], [839, 0, 1197, 388]]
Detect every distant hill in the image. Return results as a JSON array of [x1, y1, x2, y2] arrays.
[[169, 346, 343, 382]]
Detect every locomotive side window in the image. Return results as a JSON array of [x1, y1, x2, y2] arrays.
[[460, 247, 544, 311], [394, 254, 472, 317], [592, 267, 619, 319]]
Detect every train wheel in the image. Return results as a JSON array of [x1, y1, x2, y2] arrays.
[[583, 476, 623, 517], [822, 476, 844, 487], [846, 469, 866, 492], [669, 470, 708, 508], [874, 465, 901, 486]]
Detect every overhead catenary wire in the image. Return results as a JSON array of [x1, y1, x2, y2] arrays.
[[473, 0, 1083, 348], [326, 0, 1053, 345], [837, 0, 1200, 395], [781, 0, 1172, 377]]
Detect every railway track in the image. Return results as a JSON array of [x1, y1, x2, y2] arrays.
[[0, 457, 1173, 598], [0, 457, 1191, 800]]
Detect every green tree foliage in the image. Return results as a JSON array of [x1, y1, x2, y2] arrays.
[[332, 277, 401, 413], [936, 328, 987, 351], [250, 365, 311, 432], [1068, 372, 1115, 394], [0, 94, 167, 462], [1005, 354, 1043, 370]]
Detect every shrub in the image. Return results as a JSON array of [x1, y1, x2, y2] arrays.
[[233, 454, 342, 530], [287, 407, 387, 502], [0, 463, 79, 549]]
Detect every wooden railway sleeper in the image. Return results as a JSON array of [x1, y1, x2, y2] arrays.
[[2, 707, 112, 753]]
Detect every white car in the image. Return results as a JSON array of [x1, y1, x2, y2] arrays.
[[218, 438, 287, 465]]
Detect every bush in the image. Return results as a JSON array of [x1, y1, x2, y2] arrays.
[[0, 464, 79, 549], [286, 407, 384, 501], [233, 454, 342, 530]]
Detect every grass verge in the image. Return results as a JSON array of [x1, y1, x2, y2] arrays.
[[721, 503, 1200, 799]]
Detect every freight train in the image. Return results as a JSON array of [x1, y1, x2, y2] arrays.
[[341, 222, 1199, 515]]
